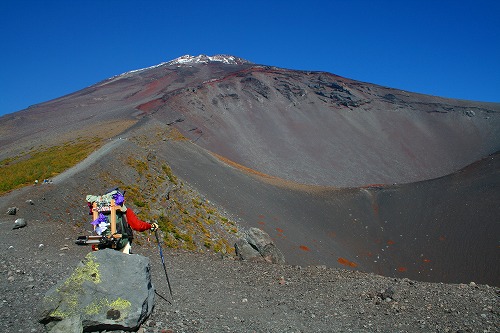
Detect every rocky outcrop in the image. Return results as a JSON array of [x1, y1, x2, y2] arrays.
[[235, 227, 285, 264], [39, 249, 155, 332]]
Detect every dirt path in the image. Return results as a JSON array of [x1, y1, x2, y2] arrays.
[[52, 138, 127, 184]]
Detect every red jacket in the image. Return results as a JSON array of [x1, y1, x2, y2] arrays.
[[126, 208, 152, 232]]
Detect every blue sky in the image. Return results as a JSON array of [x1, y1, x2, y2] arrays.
[[1, 0, 499, 116]]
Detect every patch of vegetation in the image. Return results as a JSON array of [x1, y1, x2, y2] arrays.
[[119, 183, 150, 216], [127, 158, 149, 176], [110, 128, 239, 255], [166, 127, 187, 141], [157, 214, 196, 250], [162, 164, 178, 185], [0, 138, 102, 195]]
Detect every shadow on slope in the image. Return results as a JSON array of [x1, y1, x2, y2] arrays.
[[158, 139, 499, 286]]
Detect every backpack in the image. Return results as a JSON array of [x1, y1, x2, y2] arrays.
[[86, 189, 133, 250]]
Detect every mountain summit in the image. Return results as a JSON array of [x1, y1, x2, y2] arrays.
[[166, 54, 252, 66]]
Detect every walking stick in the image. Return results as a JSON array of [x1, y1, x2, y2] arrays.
[[154, 229, 173, 298]]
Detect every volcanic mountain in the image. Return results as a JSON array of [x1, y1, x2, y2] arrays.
[[1, 54, 499, 286]]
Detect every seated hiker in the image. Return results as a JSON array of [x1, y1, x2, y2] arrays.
[[86, 189, 158, 254]]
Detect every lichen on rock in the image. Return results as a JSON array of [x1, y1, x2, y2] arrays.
[[39, 249, 154, 331]]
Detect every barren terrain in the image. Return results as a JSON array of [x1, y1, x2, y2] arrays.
[[1, 55, 499, 332]]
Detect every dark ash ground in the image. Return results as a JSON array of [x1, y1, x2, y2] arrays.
[[0, 183, 498, 333]]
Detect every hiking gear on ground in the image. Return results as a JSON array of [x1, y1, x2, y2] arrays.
[[155, 229, 173, 298], [150, 222, 159, 232]]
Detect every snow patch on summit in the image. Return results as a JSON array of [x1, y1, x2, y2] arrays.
[[167, 54, 251, 66], [99, 54, 251, 87]]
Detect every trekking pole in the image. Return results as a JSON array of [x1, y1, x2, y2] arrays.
[[154, 229, 173, 298]]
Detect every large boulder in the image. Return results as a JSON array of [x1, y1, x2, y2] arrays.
[[235, 227, 285, 264], [39, 249, 155, 332]]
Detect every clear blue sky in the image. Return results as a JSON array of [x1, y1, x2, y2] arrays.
[[1, 0, 499, 116]]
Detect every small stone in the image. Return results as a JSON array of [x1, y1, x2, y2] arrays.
[[6, 207, 17, 215], [465, 110, 476, 117], [13, 218, 27, 229]]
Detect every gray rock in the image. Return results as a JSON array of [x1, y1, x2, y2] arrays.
[[465, 110, 476, 117], [39, 249, 155, 332], [245, 227, 273, 252], [234, 239, 261, 261], [6, 207, 18, 215], [379, 286, 395, 301], [13, 218, 27, 229], [235, 228, 285, 264], [260, 243, 285, 264], [48, 315, 83, 333]]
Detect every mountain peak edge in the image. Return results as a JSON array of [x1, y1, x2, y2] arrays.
[[166, 54, 252, 66]]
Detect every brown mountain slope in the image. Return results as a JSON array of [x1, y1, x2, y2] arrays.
[[139, 64, 500, 187], [0, 55, 499, 286], [1, 55, 499, 186]]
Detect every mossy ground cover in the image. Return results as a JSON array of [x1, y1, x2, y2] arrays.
[[0, 138, 102, 195], [114, 137, 240, 255]]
